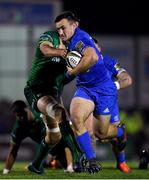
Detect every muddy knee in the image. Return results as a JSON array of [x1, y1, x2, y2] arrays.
[[46, 103, 66, 123], [45, 131, 62, 145]]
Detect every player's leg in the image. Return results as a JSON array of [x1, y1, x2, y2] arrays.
[[24, 90, 64, 174], [110, 123, 131, 173], [93, 94, 125, 141], [37, 95, 84, 172], [109, 104, 131, 173], [85, 114, 97, 151], [28, 114, 61, 174], [47, 138, 74, 172], [23, 91, 62, 173], [70, 95, 102, 173], [112, 143, 131, 173], [24, 87, 83, 173], [24, 88, 60, 173], [64, 147, 74, 173], [42, 138, 67, 169]]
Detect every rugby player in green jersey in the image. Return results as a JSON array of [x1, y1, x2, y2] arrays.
[[3, 100, 76, 174], [3, 100, 46, 174], [24, 31, 84, 174]]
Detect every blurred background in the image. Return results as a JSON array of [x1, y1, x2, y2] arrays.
[[0, 0, 148, 163]]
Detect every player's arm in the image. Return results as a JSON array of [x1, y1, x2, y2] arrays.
[[40, 41, 67, 58], [3, 142, 20, 174], [67, 47, 98, 76], [39, 33, 67, 58], [63, 71, 76, 85], [104, 57, 132, 90], [116, 71, 132, 89]]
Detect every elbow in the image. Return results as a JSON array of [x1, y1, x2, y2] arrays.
[[84, 48, 98, 65], [124, 77, 132, 88], [92, 53, 98, 64], [127, 75, 133, 86], [41, 48, 50, 57], [40, 44, 50, 57], [128, 77, 133, 86]]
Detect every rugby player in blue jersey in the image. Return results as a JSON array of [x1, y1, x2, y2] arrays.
[[55, 11, 127, 173], [90, 38, 132, 173], [63, 38, 132, 173]]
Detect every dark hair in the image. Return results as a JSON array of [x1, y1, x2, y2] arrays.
[[11, 100, 27, 113], [92, 37, 98, 44], [55, 11, 80, 23]]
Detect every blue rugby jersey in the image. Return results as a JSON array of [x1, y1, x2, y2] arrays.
[[103, 55, 126, 81], [67, 27, 116, 95]]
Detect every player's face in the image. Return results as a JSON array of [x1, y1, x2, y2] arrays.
[[56, 19, 77, 42], [14, 109, 27, 122]]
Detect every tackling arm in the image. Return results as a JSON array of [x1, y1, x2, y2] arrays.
[[40, 42, 67, 58]]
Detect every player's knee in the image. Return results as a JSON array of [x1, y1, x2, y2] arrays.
[[45, 131, 62, 145], [55, 105, 67, 123], [46, 102, 64, 120], [71, 112, 84, 127], [50, 132, 62, 145], [71, 116, 84, 132], [94, 130, 108, 141]]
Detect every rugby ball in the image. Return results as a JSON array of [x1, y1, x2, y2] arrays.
[[66, 51, 82, 68]]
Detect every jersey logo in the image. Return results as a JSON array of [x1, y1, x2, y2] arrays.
[[114, 115, 119, 121], [103, 108, 110, 113], [75, 41, 84, 52], [39, 34, 53, 44], [51, 57, 61, 62]]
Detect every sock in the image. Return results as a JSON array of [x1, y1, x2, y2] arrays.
[[76, 131, 96, 160], [50, 138, 66, 156], [59, 121, 82, 164], [117, 151, 126, 163], [111, 142, 126, 164], [33, 139, 53, 169], [117, 126, 124, 137]]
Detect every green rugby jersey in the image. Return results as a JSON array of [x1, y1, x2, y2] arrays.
[[27, 31, 67, 92], [10, 112, 46, 144]]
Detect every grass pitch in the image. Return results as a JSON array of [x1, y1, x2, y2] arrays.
[[0, 161, 149, 179]]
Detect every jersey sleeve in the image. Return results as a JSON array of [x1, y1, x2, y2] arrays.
[[103, 56, 126, 77], [38, 32, 53, 45], [74, 39, 89, 54], [74, 36, 95, 54], [10, 121, 26, 144]]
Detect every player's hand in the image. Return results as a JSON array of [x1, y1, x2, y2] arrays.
[[67, 66, 73, 71], [60, 49, 68, 58], [3, 168, 10, 175], [66, 66, 74, 76]]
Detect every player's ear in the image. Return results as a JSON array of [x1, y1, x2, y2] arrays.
[[71, 21, 78, 30], [75, 21, 79, 27]]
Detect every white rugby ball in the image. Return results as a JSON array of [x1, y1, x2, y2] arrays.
[[66, 51, 82, 68]]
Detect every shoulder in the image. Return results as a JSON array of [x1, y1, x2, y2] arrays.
[[75, 28, 91, 41], [39, 31, 59, 42], [103, 55, 118, 65], [73, 28, 93, 52]]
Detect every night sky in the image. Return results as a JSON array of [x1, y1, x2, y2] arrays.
[[62, 0, 148, 35]]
